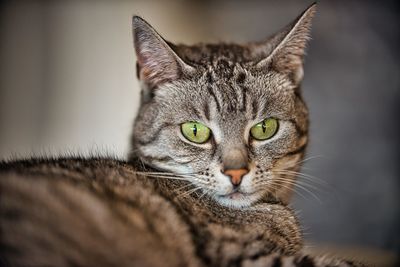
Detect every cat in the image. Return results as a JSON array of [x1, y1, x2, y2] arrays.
[[128, 3, 311, 208], [0, 3, 367, 267]]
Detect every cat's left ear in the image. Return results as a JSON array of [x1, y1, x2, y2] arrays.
[[255, 3, 316, 85]]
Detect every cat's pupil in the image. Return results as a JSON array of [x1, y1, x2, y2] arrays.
[[262, 121, 267, 133], [193, 124, 197, 136]]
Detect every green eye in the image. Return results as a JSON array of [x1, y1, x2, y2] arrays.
[[250, 118, 279, 140], [181, 122, 211, 144]]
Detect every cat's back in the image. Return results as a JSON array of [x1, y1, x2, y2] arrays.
[[0, 157, 200, 267], [0, 158, 365, 267]]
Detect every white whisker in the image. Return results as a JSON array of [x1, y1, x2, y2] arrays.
[[260, 177, 322, 203], [177, 186, 202, 199], [295, 155, 325, 165], [273, 170, 328, 185]]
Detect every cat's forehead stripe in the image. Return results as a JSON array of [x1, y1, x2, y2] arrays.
[[207, 84, 222, 113], [201, 68, 253, 117]]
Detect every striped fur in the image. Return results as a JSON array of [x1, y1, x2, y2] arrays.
[[0, 158, 365, 266], [130, 5, 313, 208], [0, 3, 368, 267]]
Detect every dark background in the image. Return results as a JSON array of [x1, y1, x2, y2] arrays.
[[1, 0, 399, 262]]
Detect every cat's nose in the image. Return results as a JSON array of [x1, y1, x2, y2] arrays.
[[222, 147, 248, 170], [224, 168, 249, 186]]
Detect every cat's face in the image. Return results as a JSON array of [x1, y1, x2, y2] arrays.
[[130, 5, 315, 208]]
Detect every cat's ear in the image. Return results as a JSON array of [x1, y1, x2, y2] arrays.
[[255, 3, 316, 85], [132, 16, 194, 88]]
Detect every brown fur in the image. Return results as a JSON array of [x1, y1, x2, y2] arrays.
[[0, 3, 368, 267], [129, 4, 313, 208], [0, 157, 302, 267], [0, 157, 366, 266]]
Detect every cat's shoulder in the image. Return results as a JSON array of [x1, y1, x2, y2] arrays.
[[0, 156, 201, 267], [0, 156, 138, 183], [0, 155, 131, 172]]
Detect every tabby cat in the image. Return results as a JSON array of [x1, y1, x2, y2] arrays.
[[0, 3, 367, 267]]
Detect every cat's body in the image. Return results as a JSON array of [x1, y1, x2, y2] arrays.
[[0, 158, 362, 267], [0, 157, 301, 267], [0, 3, 368, 267]]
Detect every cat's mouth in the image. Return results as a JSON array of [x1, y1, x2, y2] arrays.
[[219, 189, 256, 200], [215, 189, 261, 208], [224, 191, 250, 200]]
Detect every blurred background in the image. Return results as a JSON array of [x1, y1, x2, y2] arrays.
[[1, 0, 399, 264]]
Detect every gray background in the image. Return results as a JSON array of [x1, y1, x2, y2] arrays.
[[1, 0, 399, 259]]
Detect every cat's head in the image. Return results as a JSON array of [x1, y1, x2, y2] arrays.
[[130, 4, 315, 208]]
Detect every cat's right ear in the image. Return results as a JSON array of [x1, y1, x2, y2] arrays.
[[132, 16, 194, 89], [253, 3, 316, 85]]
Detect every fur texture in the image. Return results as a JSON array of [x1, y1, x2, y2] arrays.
[[129, 5, 312, 208], [0, 3, 368, 267], [0, 157, 364, 267]]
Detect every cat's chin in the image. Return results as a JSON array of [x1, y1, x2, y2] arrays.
[[214, 191, 261, 209]]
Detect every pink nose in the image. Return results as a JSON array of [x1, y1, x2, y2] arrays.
[[224, 168, 249, 186]]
